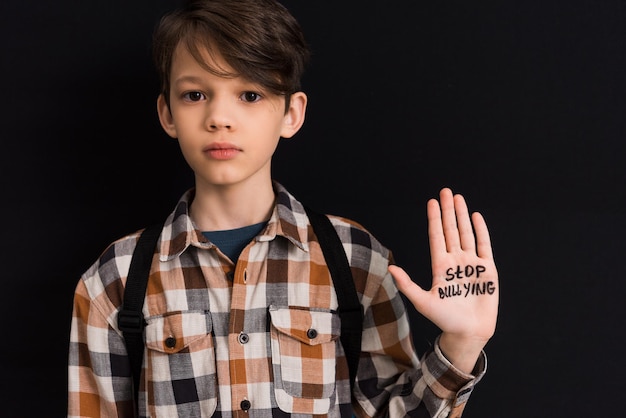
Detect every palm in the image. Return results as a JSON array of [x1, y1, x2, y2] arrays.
[[390, 188, 499, 342]]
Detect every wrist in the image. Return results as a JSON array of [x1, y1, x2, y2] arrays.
[[438, 333, 487, 375]]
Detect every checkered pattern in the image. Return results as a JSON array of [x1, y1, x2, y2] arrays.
[[68, 182, 486, 417]]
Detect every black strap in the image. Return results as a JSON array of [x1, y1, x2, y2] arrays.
[[119, 208, 363, 413], [118, 222, 163, 411], [304, 206, 363, 392]]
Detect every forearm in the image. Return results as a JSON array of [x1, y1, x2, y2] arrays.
[[354, 339, 487, 418], [354, 276, 487, 417]]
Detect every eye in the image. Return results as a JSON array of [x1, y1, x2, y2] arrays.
[[241, 91, 262, 103], [182, 91, 205, 102]]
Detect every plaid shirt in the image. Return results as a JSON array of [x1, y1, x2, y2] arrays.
[[68, 182, 485, 417]]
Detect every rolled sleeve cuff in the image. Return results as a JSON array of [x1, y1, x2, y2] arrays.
[[421, 335, 487, 407]]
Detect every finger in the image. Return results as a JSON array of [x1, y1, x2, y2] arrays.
[[454, 193, 475, 252], [388, 265, 428, 311], [427, 198, 447, 256], [472, 212, 494, 259], [439, 188, 460, 252]]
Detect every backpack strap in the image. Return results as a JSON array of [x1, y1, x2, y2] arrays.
[[304, 206, 363, 393], [117, 222, 164, 411], [118, 208, 363, 414]]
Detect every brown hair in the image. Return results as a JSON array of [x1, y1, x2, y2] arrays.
[[152, 0, 310, 109]]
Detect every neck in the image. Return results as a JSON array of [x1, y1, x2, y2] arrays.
[[190, 178, 275, 231]]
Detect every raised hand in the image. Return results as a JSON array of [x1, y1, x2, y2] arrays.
[[389, 188, 499, 372]]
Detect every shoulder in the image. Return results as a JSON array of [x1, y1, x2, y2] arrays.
[[325, 214, 392, 279], [78, 228, 145, 312]]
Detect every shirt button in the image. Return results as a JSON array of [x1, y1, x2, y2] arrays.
[[226, 271, 235, 281], [240, 399, 251, 411], [165, 336, 176, 348], [238, 332, 249, 344], [306, 328, 318, 339]]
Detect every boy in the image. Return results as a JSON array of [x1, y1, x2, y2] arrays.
[[68, 0, 499, 417]]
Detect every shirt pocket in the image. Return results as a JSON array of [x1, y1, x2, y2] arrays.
[[269, 305, 340, 415], [144, 310, 217, 415]]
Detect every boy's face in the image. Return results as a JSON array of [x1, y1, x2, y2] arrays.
[[157, 44, 306, 190]]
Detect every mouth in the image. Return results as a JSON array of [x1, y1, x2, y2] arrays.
[[203, 142, 242, 160]]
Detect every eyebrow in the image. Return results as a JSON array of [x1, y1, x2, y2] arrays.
[[173, 75, 205, 86]]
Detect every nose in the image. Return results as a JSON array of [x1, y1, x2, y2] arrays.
[[205, 97, 233, 131]]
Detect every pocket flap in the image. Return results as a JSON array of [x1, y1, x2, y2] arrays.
[[269, 306, 339, 345], [145, 310, 212, 353]]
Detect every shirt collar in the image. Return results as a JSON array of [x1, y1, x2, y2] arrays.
[[159, 181, 310, 261]]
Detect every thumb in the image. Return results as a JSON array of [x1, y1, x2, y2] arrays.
[[388, 265, 429, 312]]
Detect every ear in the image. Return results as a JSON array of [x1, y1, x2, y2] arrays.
[[280, 92, 307, 139], [157, 94, 178, 138]]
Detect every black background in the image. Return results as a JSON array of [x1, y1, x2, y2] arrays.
[[1, 0, 625, 416]]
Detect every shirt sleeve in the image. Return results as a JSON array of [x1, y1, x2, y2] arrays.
[[67, 271, 136, 417], [352, 269, 487, 417]]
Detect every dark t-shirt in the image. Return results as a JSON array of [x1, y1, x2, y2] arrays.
[[202, 221, 267, 262]]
